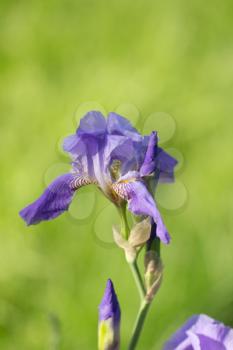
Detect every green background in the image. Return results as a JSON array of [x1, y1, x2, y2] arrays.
[[1, 0, 233, 349]]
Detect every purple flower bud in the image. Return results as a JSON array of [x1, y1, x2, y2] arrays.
[[163, 314, 233, 350], [98, 279, 121, 350], [99, 279, 120, 323]]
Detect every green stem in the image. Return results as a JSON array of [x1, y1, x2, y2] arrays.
[[128, 261, 151, 350], [116, 205, 152, 349], [117, 204, 130, 239], [128, 300, 151, 350], [129, 261, 145, 302]]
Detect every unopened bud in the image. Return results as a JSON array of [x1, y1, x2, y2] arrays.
[[144, 251, 163, 302], [98, 279, 121, 350]]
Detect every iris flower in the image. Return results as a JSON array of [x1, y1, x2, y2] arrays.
[[20, 111, 177, 243], [163, 314, 233, 350]]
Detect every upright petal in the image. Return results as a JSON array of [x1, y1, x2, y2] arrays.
[[78, 111, 106, 136], [19, 173, 93, 225], [140, 131, 158, 177], [139, 130, 177, 182], [63, 111, 107, 158], [157, 148, 178, 183], [104, 135, 137, 178], [104, 135, 134, 164], [63, 134, 86, 158], [107, 112, 142, 142], [113, 175, 170, 244], [63, 112, 108, 187]]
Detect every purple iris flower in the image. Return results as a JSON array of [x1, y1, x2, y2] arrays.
[[19, 111, 177, 243], [98, 279, 121, 350], [163, 314, 233, 350]]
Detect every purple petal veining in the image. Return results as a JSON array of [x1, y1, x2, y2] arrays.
[[19, 174, 76, 225]]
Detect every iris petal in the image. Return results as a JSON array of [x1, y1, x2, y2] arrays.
[[163, 314, 233, 350], [78, 111, 106, 136], [104, 135, 134, 162], [188, 332, 226, 350], [107, 112, 142, 141], [113, 177, 170, 244], [63, 111, 107, 158], [19, 173, 93, 225], [63, 135, 85, 157], [140, 131, 178, 181], [140, 131, 158, 177], [157, 148, 178, 183]]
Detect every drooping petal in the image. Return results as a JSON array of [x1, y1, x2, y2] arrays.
[[140, 131, 158, 177], [127, 181, 170, 244], [113, 175, 170, 244], [163, 314, 233, 350], [19, 173, 93, 225]]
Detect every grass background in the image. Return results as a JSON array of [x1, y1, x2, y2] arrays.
[[1, 0, 233, 349]]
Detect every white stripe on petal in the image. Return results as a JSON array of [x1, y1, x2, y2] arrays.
[[70, 174, 96, 190]]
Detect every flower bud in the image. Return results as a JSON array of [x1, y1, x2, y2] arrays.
[[144, 251, 163, 302], [98, 279, 121, 350], [144, 223, 163, 302]]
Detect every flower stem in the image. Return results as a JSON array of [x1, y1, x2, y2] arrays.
[[128, 261, 152, 349], [128, 300, 151, 350], [117, 204, 130, 239], [116, 207, 152, 349], [129, 261, 145, 302]]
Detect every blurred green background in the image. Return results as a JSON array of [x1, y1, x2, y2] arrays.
[[1, 0, 233, 349]]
